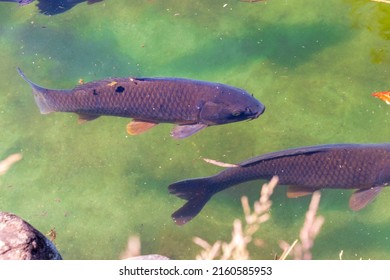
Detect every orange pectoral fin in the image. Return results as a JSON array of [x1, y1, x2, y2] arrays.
[[127, 120, 158, 135], [287, 186, 316, 198]]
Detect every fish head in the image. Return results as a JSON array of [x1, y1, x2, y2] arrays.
[[18, 0, 33, 5], [199, 85, 265, 125]]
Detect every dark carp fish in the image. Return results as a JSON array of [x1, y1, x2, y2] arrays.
[[36, 0, 103, 15], [0, 0, 33, 5], [169, 143, 390, 225], [0, 0, 101, 14], [18, 68, 265, 139]]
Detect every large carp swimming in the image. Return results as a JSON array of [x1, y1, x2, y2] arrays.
[[169, 143, 390, 225], [18, 68, 265, 139]]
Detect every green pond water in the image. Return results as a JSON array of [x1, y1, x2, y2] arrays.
[[0, 0, 389, 260]]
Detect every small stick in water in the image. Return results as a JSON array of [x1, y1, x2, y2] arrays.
[[0, 153, 22, 176], [202, 157, 239, 168]]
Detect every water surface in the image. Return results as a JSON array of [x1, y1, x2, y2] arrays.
[[0, 0, 389, 259]]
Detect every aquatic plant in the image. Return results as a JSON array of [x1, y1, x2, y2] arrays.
[[279, 191, 324, 260], [120, 235, 169, 260], [0, 153, 22, 176], [193, 176, 325, 260]]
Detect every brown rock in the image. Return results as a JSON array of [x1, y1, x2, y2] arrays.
[[0, 212, 62, 260]]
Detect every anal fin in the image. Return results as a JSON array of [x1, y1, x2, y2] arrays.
[[77, 113, 100, 124], [287, 186, 316, 198], [349, 186, 383, 211], [127, 120, 158, 135], [171, 124, 207, 139]]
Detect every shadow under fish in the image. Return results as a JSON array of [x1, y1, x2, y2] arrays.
[[169, 143, 390, 225], [17, 68, 265, 139]]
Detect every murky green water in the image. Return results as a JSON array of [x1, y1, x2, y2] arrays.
[[0, 0, 389, 260]]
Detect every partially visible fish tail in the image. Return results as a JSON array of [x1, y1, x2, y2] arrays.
[[169, 177, 216, 225], [17, 67, 54, 114]]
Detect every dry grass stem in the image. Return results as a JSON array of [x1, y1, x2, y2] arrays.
[[120, 235, 141, 259], [0, 153, 22, 176], [280, 191, 324, 260], [194, 176, 279, 260], [299, 191, 325, 259], [371, 0, 390, 3], [120, 235, 170, 260], [279, 239, 299, 260], [193, 237, 221, 260], [202, 157, 239, 168], [194, 176, 324, 260]]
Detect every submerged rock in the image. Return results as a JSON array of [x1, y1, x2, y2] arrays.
[[0, 212, 62, 260]]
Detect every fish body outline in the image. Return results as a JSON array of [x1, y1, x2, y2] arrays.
[[18, 68, 265, 139], [169, 143, 390, 225]]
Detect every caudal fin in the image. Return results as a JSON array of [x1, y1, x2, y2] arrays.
[[169, 177, 216, 225], [17, 67, 54, 114]]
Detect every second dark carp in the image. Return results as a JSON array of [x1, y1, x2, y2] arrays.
[[18, 68, 265, 139], [169, 143, 390, 225], [0, 0, 33, 5]]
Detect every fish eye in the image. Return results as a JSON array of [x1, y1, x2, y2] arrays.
[[232, 110, 242, 117]]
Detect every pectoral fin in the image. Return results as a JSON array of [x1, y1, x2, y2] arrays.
[[171, 124, 207, 139], [127, 120, 158, 135], [77, 113, 100, 124], [287, 186, 316, 198], [349, 186, 383, 211]]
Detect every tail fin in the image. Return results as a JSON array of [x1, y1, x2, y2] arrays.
[[17, 67, 54, 114], [169, 177, 216, 225]]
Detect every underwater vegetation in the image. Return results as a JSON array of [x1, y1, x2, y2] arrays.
[[193, 177, 325, 260]]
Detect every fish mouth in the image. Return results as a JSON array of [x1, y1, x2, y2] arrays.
[[248, 104, 265, 120]]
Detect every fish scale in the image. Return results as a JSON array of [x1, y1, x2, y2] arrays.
[[72, 78, 208, 121]]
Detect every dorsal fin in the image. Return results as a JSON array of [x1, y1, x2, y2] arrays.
[[239, 144, 365, 167]]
